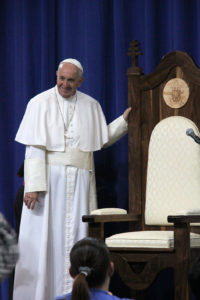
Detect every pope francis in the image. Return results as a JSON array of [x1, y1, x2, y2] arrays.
[[13, 59, 131, 300]]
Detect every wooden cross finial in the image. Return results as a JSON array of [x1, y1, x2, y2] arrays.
[[127, 40, 143, 75], [127, 40, 143, 68]]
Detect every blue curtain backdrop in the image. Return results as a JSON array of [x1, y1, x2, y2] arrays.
[[1, 0, 200, 299]]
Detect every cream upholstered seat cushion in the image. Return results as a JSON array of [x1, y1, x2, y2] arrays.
[[145, 116, 200, 226], [106, 231, 200, 248], [91, 208, 127, 215]]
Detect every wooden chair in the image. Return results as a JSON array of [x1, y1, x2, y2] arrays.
[[83, 41, 200, 300]]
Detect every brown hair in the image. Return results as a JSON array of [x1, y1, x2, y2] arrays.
[[70, 237, 110, 300]]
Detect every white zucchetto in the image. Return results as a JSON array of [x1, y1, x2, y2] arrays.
[[59, 58, 83, 73]]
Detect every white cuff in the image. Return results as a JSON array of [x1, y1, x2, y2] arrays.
[[104, 115, 128, 148], [24, 158, 47, 192]]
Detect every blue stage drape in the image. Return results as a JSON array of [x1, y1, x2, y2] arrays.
[[0, 0, 200, 299]]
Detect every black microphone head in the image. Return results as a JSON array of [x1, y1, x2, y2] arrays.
[[186, 128, 194, 136]]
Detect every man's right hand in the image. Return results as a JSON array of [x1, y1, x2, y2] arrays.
[[24, 192, 39, 209]]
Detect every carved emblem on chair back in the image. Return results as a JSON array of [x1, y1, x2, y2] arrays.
[[163, 78, 189, 108]]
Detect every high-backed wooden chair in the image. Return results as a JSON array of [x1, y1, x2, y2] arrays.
[[83, 41, 200, 300]]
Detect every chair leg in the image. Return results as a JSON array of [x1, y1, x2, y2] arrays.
[[174, 268, 190, 300]]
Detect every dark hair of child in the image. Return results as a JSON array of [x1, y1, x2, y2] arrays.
[[69, 237, 111, 300]]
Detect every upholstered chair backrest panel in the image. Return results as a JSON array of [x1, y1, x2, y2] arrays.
[[145, 116, 200, 225]]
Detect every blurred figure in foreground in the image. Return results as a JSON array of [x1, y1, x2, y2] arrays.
[[188, 256, 200, 300], [0, 213, 18, 283]]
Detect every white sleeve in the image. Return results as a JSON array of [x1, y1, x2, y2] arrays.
[[24, 146, 47, 193], [103, 115, 128, 148]]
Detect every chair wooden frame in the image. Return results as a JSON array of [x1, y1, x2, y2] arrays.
[[83, 41, 200, 300]]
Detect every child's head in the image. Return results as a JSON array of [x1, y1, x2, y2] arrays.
[[70, 237, 111, 288]]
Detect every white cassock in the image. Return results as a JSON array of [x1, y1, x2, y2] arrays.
[[13, 86, 128, 300]]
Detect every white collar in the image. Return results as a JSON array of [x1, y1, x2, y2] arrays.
[[55, 85, 76, 103]]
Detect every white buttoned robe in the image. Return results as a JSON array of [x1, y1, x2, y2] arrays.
[[13, 87, 128, 300]]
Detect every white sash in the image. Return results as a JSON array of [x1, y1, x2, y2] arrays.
[[47, 148, 92, 171]]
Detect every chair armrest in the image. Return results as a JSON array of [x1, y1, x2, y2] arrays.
[[82, 213, 141, 239], [168, 214, 200, 260], [82, 213, 141, 223], [168, 214, 200, 224]]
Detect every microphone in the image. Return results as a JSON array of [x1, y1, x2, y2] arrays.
[[186, 128, 200, 144]]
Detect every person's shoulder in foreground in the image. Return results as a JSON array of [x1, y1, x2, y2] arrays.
[[54, 236, 135, 300], [54, 288, 133, 300], [0, 212, 18, 282]]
